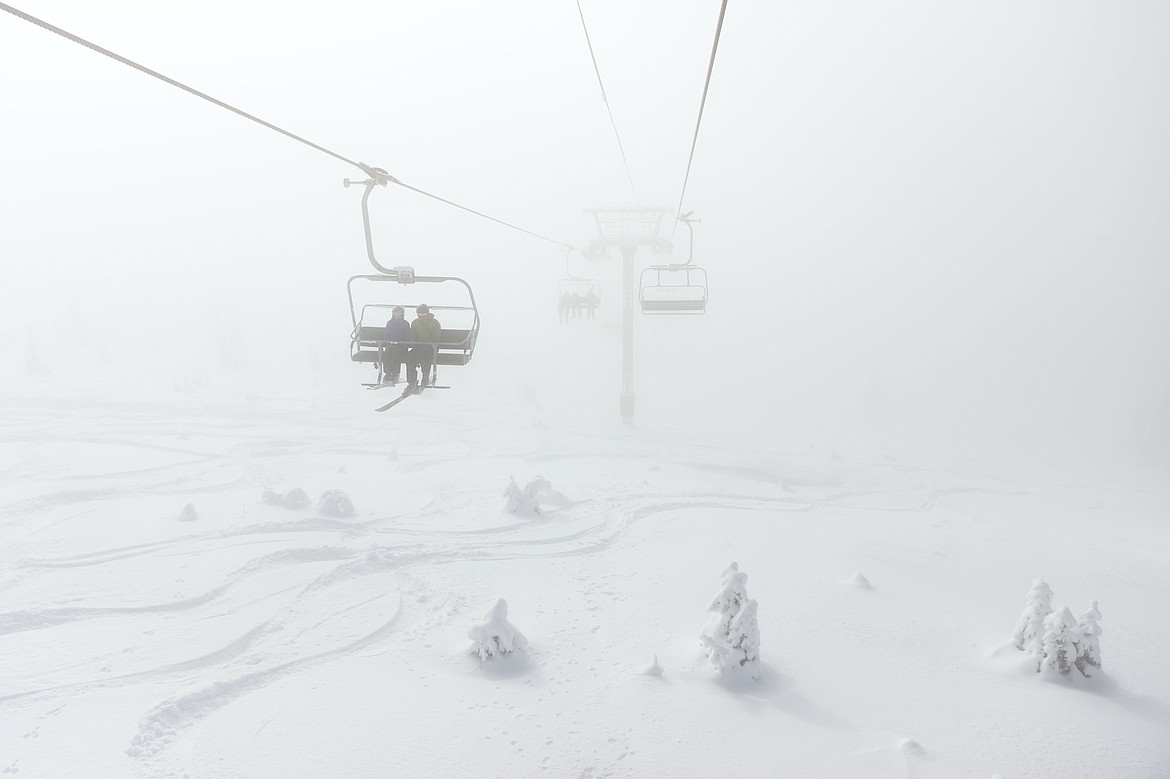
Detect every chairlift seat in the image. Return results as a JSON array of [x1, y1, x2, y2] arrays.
[[638, 265, 709, 315], [640, 297, 707, 314], [351, 327, 475, 366]]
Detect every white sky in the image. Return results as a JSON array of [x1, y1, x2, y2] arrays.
[[2, 0, 1168, 475]]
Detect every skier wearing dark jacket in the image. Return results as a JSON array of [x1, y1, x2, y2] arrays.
[[407, 304, 442, 390], [381, 306, 411, 383]]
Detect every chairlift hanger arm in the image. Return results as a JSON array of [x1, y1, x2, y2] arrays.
[[342, 166, 402, 275], [677, 211, 701, 266]]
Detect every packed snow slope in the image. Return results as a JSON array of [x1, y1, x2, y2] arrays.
[[1, 371, 1168, 778]]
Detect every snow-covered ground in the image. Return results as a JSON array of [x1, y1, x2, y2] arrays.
[[2, 370, 1167, 778]]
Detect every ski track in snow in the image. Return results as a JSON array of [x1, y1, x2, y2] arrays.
[[0, 546, 357, 636], [1, 388, 1165, 777], [126, 600, 405, 761]]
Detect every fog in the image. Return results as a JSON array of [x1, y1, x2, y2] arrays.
[[2, 0, 1168, 479]]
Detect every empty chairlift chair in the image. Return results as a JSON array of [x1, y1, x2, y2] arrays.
[[639, 265, 708, 314]]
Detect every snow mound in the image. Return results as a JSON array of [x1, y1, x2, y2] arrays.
[[899, 738, 926, 755], [178, 503, 198, 522], [468, 599, 529, 662], [847, 572, 873, 590], [317, 489, 355, 517], [641, 654, 664, 676], [261, 487, 310, 509]]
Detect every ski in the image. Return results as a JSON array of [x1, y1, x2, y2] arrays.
[[375, 386, 416, 412], [372, 382, 450, 412]]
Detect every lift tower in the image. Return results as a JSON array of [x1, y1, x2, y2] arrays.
[[586, 207, 673, 424]]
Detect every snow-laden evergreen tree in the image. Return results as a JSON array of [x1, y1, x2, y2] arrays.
[[1039, 606, 1078, 676], [726, 599, 762, 679], [468, 599, 529, 662], [1012, 579, 1054, 654], [706, 562, 749, 638], [700, 562, 761, 677], [1074, 600, 1103, 677]]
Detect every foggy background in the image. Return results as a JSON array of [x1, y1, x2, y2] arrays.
[[2, 0, 1168, 479]]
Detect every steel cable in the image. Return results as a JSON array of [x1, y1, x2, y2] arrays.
[[575, 0, 640, 204], [0, 1, 575, 250], [672, 0, 729, 236]]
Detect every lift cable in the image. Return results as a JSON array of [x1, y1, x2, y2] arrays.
[[0, 1, 576, 251], [394, 180, 574, 249], [672, 0, 729, 238], [575, 0, 640, 204]]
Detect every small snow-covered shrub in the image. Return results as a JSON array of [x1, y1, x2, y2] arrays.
[[283, 488, 310, 509], [468, 599, 528, 662], [700, 562, 762, 679], [262, 487, 311, 509], [1074, 600, 1103, 677], [317, 489, 355, 517], [503, 476, 568, 517], [1012, 579, 1054, 654], [1040, 607, 1079, 677]]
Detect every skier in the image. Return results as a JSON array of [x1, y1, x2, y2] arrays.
[[381, 305, 410, 384], [406, 303, 442, 392], [584, 287, 599, 320], [558, 291, 571, 324]]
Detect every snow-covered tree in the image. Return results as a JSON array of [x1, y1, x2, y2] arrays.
[[706, 562, 749, 638], [1074, 600, 1103, 677], [1039, 606, 1078, 677], [503, 476, 568, 516], [1012, 579, 1054, 654], [700, 562, 761, 678], [468, 599, 529, 662], [727, 599, 762, 679], [317, 489, 355, 517]]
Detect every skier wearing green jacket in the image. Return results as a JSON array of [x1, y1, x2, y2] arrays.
[[407, 303, 442, 391]]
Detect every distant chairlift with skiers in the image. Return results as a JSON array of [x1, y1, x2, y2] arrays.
[[557, 279, 601, 324]]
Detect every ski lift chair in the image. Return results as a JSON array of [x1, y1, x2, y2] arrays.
[[348, 274, 479, 386], [557, 278, 602, 320], [639, 265, 708, 314], [344, 168, 480, 387]]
